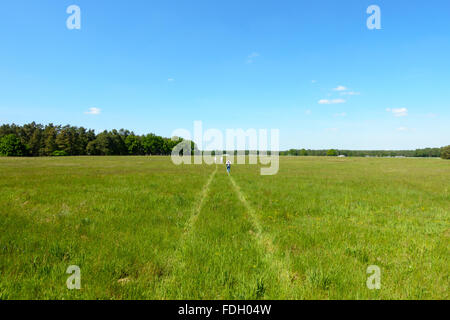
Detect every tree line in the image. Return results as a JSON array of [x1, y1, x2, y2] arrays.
[[0, 122, 449, 159], [280, 147, 448, 158], [0, 122, 185, 157]]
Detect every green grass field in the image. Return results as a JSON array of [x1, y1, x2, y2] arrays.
[[0, 156, 448, 299]]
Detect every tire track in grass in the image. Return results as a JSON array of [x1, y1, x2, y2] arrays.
[[156, 165, 217, 296], [183, 165, 218, 234], [158, 169, 285, 299], [158, 166, 295, 299], [228, 175, 295, 297]]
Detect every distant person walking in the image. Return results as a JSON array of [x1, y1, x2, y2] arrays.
[[226, 160, 231, 174]]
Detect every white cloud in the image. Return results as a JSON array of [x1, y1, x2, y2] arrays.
[[246, 52, 260, 64], [84, 107, 101, 115], [311, 80, 317, 83], [386, 108, 408, 117], [397, 127, 408, 131], [318, 99, 346, 104], [305, 109, 312, 115], [340, 91, 360, 96], [333, 112, 347, 117], [333, 85, 348, 91], [168, 78, 175, 82]]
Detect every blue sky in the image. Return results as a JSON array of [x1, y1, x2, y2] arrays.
[[0, 0, 449, 150]]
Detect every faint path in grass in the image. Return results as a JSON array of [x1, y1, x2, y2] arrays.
[[183, 165, 218, 237], [228, 174, 296, 297], [156, 165, 217, 296], [158, 168, 292, 299], [180, 165, 217, 242]]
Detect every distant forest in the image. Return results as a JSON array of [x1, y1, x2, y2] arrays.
[[280, 148, 443, 158], [0, 122, 448, 159]]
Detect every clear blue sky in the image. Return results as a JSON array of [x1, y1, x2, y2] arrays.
[[1, 0, 449, 150]]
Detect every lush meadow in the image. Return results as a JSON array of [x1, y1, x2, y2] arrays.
[[0, 156, 448, 299]]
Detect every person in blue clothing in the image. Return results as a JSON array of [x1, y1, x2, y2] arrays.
[[226, 160, 231, 174]]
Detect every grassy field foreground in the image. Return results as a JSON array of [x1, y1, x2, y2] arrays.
[[0, 156, 448, 299]]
